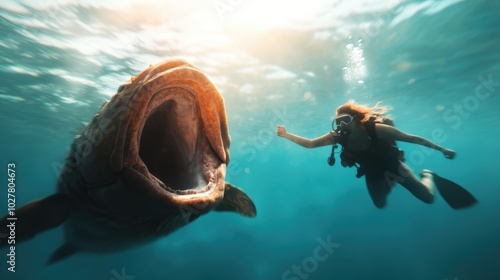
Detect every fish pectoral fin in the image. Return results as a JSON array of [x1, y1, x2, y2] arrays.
[[214, 183, 257, 217], [47, 243, 78, 265], [0, 193, 74, 247]]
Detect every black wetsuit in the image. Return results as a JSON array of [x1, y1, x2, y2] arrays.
[[337, 118, 404, 185]]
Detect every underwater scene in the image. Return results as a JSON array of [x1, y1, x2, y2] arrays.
[[1, 0, 499, 279]]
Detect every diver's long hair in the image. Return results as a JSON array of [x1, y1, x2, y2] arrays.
[[336, 100, 390, 124]]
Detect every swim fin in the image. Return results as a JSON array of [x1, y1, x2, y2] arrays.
[[429, 171, 478, 209]]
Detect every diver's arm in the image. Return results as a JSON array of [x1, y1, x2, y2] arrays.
[[276, 125, 334, 148], [375, 124, 456, 159]]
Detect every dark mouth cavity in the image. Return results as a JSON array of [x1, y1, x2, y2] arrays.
[[139, 100, 201, 191]]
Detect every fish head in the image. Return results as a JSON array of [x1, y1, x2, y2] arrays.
[[65, 60, 231, 225]]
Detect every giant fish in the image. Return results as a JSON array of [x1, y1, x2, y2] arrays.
[[0, 59, 256, 264]]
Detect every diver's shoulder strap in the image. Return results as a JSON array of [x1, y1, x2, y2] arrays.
[[364, 117, 378, 141], [364, 115, 396, 141]]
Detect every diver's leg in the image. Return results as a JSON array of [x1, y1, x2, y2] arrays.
[[365, 172, 391, 209], [397, 163, 435, 204]]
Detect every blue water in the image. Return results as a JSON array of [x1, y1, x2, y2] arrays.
[[1, 0, 500, 279]]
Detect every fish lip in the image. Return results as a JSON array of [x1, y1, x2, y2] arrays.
[[134, 88, 224, 196]]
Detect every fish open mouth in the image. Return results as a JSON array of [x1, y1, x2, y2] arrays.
[[137, 88, 223, 196]]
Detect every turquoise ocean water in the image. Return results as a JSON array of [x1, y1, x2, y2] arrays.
[[1, 0, 499, 279]]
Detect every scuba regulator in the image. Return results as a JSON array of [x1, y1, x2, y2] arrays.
[[326, 124, 352, 167], [327, 143, 338, 166], [326, 115, 368, 178]]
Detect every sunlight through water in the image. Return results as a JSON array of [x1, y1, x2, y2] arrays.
[[1, 0, 499, 279]]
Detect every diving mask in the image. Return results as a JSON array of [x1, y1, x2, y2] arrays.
[[332, 114, 354, 130]]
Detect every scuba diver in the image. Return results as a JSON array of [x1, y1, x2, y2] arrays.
[[276, 100, 476, 209]]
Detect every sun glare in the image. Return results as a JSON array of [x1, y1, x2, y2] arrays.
[[218, 0, 332, 30]]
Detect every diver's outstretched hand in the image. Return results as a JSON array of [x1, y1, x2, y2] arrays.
[[276, 125, 287, 137], [443, 148, 456, 159]]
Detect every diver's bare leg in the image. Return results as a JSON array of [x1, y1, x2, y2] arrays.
[[365, 172, 391, 209], [397, 163, 435, 204]]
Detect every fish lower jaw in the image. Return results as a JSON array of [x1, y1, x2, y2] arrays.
[[161, 169, 217, 196], [146, 160, 226, 200]]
